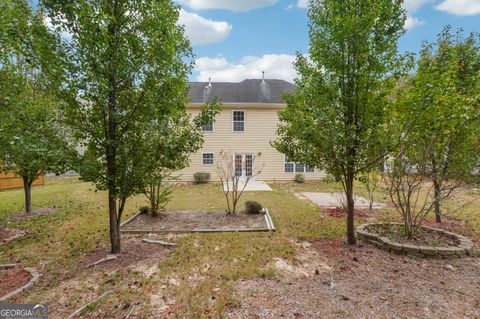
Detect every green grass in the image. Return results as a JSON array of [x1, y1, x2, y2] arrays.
[[0, 177, 478, 317]]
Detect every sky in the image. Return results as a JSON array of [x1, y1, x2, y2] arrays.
[[178, 0, 480, 82]]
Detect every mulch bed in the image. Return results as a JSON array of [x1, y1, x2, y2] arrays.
[[0, 267, 31, 297], [0, 228, 26, 244], [78, 235, 170, 270], [322, 207, 369, 218], [8, 207, 58, 221], [122, 211, 268, 232], [366, 223, 458, 247], [226, 239, 480, 319]]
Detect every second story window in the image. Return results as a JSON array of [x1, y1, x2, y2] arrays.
[[202, 122, 214, 132], [233, 110, 245, 132]]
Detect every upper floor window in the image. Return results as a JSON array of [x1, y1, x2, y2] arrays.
[[202, 122, 214, 132], [232, 110, 245, 132], [285, 155, 314, 173]]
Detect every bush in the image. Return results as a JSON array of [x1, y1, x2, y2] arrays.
[[245, 201, 263, 214], [139, 206, 150, 214], [193, 172, 211, 184], [294, 173, 305, 183]]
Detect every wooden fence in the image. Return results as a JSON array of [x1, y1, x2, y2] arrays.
[[0, 173, 45, 191]]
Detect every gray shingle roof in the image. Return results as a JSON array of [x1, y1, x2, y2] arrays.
[[188, 79, 296, 104]]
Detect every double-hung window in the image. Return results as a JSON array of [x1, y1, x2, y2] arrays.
[[202, 122, 214, 132], [202, 153, 214, 165], [285, 155, 314, 173], [232, 110, 245, 132]]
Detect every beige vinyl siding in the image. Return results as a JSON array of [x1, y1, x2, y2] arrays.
[[175, 103, 325, 182]]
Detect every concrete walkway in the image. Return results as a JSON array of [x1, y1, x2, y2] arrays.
[[223, 180, 272, 192], [297, 192, 387, 209]]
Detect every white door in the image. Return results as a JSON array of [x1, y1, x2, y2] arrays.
[[234, 153, 254, 179]]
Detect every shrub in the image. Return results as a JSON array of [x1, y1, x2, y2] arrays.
[[194, 172, 211, 184], [245, 201, 263, 214], [139, 206, 150, 214], [294, 173, 305, 183]]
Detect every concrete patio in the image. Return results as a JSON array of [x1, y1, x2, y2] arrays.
[[297, 192, 387, 209], [222, 180, 273, 192]]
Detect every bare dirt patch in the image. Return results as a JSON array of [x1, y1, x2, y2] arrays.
[[323, 207, 369, 218], [0, 228, 26, 244], [78, 235, 170, 270], [0, 267, 30, 297], [8, 207, 58, 221], [226, 239, 480, 319], [122, 211, 268, 232]]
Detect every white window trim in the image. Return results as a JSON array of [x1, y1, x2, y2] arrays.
[[233, 152, 255, 179], [284, 155, 315, 173], [232, 110, 245, 132], [202, 152, 214, 165], [202, 122, 215, 133]]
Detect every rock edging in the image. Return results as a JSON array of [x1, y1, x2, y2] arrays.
[[356, 223, 475, 259], [0, 264, 40, 302]]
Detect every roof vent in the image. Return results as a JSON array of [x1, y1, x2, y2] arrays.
[[207, 77, 212, 88], [262, 71, 265, 82]]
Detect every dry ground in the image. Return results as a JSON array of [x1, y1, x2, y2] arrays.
[[0, 178, 479, 318], [226, 239, 480, 319]]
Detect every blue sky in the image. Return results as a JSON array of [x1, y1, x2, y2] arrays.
[[178, 0, 480, 82], [34, 0, 480, 82]]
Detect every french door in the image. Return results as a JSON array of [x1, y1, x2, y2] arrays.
[[234, 153, 254, 179]]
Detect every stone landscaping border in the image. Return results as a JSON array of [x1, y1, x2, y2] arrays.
[[0, 264, 40, 302], [121, 208, 276, 234], [356, 223, 475, 259]]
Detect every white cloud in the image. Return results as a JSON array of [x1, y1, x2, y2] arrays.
[[402, 0, 431, 12], [194, 54, 297, 82], [436, 0, 480, 16], [296, 0, 309, 8], [402, 0, 430, 30], [178, 10, 232, 46], [178, 0, 278, 11], [286, 0, 308, 9], [405, 16, 425, 29]]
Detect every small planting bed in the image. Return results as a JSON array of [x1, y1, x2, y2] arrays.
[[0, 265, 40, 301], [323, 207, 369, 218], [357, 223, 475, 258], [8, 207, 58, 221], [121, 209, 275, 234], [0, 228, 26, 244]]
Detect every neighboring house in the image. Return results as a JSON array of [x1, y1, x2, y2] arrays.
[[176, 79, 325, 182]]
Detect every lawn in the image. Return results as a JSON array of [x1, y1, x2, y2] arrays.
[[0, 177, 479, 318]]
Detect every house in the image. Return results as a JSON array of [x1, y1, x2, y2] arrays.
[[175, 79, 325, 182]]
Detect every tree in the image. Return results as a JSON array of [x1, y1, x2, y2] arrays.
[[145, 170, 174, 217], [143, 99, 221, 217], [42, 0, 218, 253], [358, 170, 381, 211], [383, 142, 436, 239], [215, 151, 261, 214], [274, 0, 407, 244], [397, 27, 480, 223], [0, 0, 73, 213]]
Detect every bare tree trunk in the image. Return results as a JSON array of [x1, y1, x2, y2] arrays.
[[345, 170, 356, 245], [108, 191, 121, 254], [433, 179, 442, 223], [22, 177, 32, 213], [150, 184, 158, 217]]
